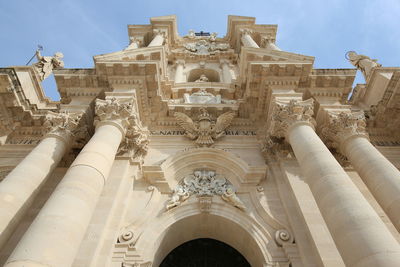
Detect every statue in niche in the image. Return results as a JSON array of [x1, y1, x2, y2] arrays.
[[195, 74, 209, 82], [33, 50, 64, 81], [346, 51, 381, 80]]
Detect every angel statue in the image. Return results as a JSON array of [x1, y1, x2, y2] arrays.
[[346, 51, 381, 81], [32, 49, 64, 81], [174, 107, 235, 147]]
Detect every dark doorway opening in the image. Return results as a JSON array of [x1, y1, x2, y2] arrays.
[[159, 238, 251, 267]]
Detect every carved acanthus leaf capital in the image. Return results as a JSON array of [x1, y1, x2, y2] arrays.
[[320, 111, 369, 150], [44, 111, 88, 145], [95, 97, 149, 161], [94, 98, 136, 132], [268, 98, 316, 138]]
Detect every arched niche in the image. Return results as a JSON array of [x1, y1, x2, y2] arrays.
[[187, 68, 220, 82], [154, 148, 266, 191]]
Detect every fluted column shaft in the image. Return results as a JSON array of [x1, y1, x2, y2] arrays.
[[322, 111, 400, 232], [269, 100, 400, 267], [5, 98, 146, 267], [241, 30, 259, 48]]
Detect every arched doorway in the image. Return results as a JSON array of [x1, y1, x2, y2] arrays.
[[159, 238, 251, 267]]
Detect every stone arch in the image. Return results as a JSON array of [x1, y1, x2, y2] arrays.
[[187, 68, 220, 82], [135, 202, 273, 267], [159, 148, 266, 190]]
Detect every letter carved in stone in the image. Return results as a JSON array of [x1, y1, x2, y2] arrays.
[[320, 111, 368, 152], [166, 170, 245, 211], [174, 108, 235, 147]]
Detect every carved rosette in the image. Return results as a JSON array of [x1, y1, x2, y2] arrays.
[[166, 170, 245, 211], [320, 111, 369, 152], [268, 99, 315, 139], [95, 98, 149, 162], [44, 111, 88, 146]]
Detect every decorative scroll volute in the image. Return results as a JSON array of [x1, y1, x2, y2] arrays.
[[320, 111, 369, 152]]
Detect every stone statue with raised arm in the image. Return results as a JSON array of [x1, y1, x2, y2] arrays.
[[33, 50, 64, 81], [346, 51, 381, 81]]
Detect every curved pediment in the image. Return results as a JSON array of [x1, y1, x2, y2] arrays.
[[143, 147, 267, 192]]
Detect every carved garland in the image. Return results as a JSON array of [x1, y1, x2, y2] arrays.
[[166, 170, 245, 211]]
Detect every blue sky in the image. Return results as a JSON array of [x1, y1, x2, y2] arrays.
[[1, 0, 399, 100]]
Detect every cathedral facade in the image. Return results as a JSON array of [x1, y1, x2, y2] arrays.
[[0, 15, 400, 267]]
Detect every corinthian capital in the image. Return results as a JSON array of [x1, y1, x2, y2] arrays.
[[94, 98, 137, 133], [268, 98, 316, 138], [44, 111, 88, 145], [320, 111, 368, 151]]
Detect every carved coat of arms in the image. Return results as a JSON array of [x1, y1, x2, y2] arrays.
[[174, 108, 235, 146]]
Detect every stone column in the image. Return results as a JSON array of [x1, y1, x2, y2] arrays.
[[0, 112, 85, 249], [5, 98, 148, 267], [148, 29, 166, 47], [240, 29, 259, 48], [220, 60, 232, 83], [321, 111, 400, 232], [268, 99, 400, 267], [174, 60, 185, 83]]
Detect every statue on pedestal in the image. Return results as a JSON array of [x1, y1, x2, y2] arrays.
[[33, 50, 64, 81], [346, 51, 381, 80]]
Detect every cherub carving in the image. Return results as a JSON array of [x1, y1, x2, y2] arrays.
[[174, 108, 235, 146]]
